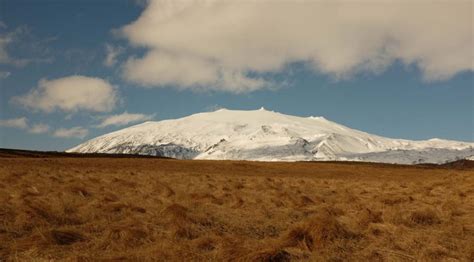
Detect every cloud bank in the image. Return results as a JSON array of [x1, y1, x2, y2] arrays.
[[97, 112, 154, 128], [120, 0, 473, 92], [13, 75, 118, 113]]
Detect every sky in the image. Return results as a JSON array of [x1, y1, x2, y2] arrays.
[[0, 0, 473, 151]]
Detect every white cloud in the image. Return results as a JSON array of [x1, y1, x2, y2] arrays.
[[97, 111, 155, 128], [53, 127, 88, 139], [13, 75, 118, 113], [0, 117, 28, 129], [29, 123, 50, 134], [104, 44, 124, 67], [123, 50, 270, 93], [0, 71, 10, 79], [120, 0, 473, 92]]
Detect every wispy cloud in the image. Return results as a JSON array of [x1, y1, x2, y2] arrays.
[[205, 104, 225, 112], [97, 112, 154, 128], [0, 28, 16, 65], [29, 123, 50, 134], [62, 48, 99, 72], [0, 117, 28, 129], [53, 127, 88, 139], [104, 44, 124, 67], [0, 117, 49, 134], [0, 25, 55, 67], [0, 71, 10, 79]]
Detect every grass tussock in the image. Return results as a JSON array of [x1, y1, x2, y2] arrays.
[[283, 212, 358, 251], [0, 156, 473, 261], [50, 229, 85, 245], [407, 208, 441, 226]]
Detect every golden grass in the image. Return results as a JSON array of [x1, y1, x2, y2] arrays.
[[0, 156, 473, 261]]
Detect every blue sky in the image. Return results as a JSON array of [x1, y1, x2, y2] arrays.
[[0, 0, 472, 151]]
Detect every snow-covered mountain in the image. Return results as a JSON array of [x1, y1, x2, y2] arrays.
[[68, 108, 473, 164]]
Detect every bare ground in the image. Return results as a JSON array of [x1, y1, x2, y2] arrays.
[[0, 152, 473, 261]]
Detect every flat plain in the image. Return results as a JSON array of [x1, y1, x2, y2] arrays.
[[0, 150, 473, 261]]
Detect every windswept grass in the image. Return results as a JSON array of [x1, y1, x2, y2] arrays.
[[0, 156, 473, 261]]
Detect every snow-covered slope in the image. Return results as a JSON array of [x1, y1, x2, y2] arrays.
[[68, 108, 473, 164]]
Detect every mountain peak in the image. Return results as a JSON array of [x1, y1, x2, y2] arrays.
[[211, 107, 271, 114]]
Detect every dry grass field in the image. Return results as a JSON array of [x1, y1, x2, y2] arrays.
[[0, 150, 473, 261]]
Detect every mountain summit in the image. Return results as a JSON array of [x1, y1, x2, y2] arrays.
[[68, 108, 473, 164]]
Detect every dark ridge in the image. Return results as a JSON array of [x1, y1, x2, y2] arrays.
[[301, 160, 433, 169], [0, 148, 171, 159], [416, 159, 474, 170], [437, 159, 474, 169], [1, 147, 472, 170], [302, 159, 474, 170]]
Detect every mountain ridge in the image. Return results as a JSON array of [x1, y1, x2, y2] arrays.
[[68, 108, 473, 164]]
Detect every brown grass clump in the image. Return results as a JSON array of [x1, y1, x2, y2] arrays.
[[0, 153, 473, 261], [50, 229, 85, 245], [104, 223, 149, 248], [283, 212, 358, 251], [163, 203, 190, 222], [246, 247, 292, 262], [357, 208, 383, 229], [407, 208, 441, 226], [193, 235, 219, 251]]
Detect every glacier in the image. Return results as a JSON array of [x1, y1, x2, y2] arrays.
[[68, 108, 473, 164]]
